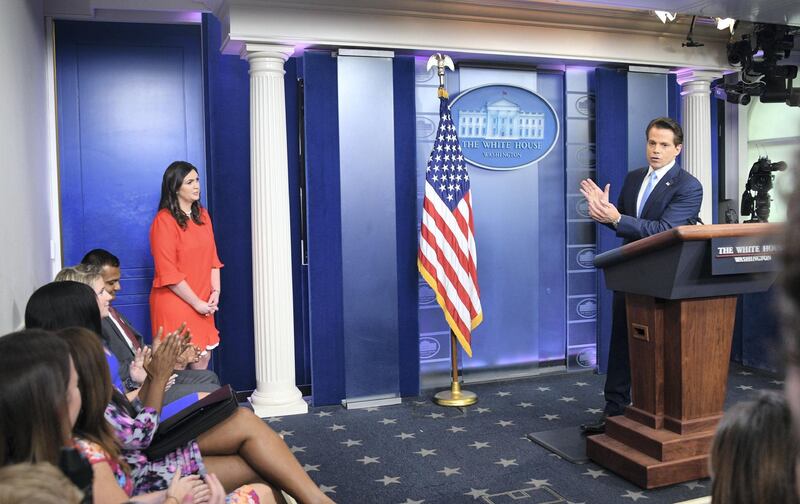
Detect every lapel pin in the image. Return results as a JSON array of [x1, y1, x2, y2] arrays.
[[666, 181, 672, 187]]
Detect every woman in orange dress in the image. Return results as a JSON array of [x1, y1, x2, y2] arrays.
[[150, 161, 222, 370]]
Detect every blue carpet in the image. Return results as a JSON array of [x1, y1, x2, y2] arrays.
[[264, 363, 781, 503]]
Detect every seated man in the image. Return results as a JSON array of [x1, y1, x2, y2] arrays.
[[81, 249, 220, 403]]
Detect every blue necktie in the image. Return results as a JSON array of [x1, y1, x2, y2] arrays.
[[637, 172, 658, 217]]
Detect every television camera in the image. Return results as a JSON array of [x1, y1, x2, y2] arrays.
[[740, 156, 787, 223], [712, 23, 800, 107]]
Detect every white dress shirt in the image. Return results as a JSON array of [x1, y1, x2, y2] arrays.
[[635, 159, 675, 217]]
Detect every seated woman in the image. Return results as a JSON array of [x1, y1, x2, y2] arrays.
[[710, 391, 800, 504], [59, 326, 265, 504], [0, 329, 200, 504], [25, 282, 333, 504]]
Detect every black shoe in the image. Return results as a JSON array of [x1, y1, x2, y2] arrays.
[[580, 417, 606, 434]]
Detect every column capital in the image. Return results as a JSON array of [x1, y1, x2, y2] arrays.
[[240, 43, 295, 62], [674, 69, 723, 86]]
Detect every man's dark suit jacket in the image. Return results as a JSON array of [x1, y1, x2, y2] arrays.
[[613, 163, 703, 243], [601, 162, 702, 415], [102, 310, 220, 403]]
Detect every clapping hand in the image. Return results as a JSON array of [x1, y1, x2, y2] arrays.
[[145, 324, 189, 383], [128, 346, 152, 385], [579, 178, 621, 224], [166, 467, 204, 504]]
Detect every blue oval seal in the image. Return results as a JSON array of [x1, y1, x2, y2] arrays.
[[576, 348, 596, 368], [576, 248, 596, 269], [450, 84, 560, 171], [577, 298, 597, 319], [419, 336, 441, 360]]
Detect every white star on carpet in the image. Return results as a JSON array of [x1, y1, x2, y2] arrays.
[[414, 448, 437, 457], [494, 458, 518, 467], [536, 387, 551, 392], [278, 430, 294, 437], [771, 380, 785, 385], [289, 445, 306, 453], [438, 467, 461, 476], [303, 464, 319, 472], [395, 432, 416, 439], [468, 441, 490, 449], [398, 499, 424, 504], [585, 408, 603, 414], [375, 475, 401, 486], [328, 424, 345, 431], [558, 396, 577, 402], [582, 468, 608, 479], [524, 478, 550, 488], [495, 420, 514, 427], [683, 481, 705, 490], [379, 418, 398, 425], [474, 407, 491, 413], [495, 391, 511, 396], [517, 402, 534, 408], [464, 488, 489, 500], [621, 490, 648, 501], [340, 439, 362, 447], [266, 417, 283, 423], [426, 412, 445, 419], [356, 455, 380, 465], [413, 400, 428, 405], [575, 382, 589, 387], [541, 414, 560, 421], [314, 411, 332, 417], [364, 406, 381, 412], [737, 385, 754, 391], [738, 371, 753, 376], [319, 485, 336, 494], [447, 426, 466, 433]]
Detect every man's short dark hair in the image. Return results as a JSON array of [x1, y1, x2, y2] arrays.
[[80, 249, 119, 268], [646, 117, 683, 146]]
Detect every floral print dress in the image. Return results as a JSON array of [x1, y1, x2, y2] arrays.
[[73, 437, 135, 496], [105, 398, 204, 493], [105, 398, 260, 502]]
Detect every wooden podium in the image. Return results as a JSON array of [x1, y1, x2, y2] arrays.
[[587, 224, 781, 489]]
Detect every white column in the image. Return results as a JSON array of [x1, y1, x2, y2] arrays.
[[240, 43, 308, 417], [676, 69, 722, 225]]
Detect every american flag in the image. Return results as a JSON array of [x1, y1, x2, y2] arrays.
[[418, 95, 483, 357]]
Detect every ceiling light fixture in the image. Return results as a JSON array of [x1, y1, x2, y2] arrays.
[[654, 10, 677, 23], [716, 17, 737, 33]]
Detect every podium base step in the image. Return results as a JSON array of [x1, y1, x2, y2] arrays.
[[587, 434, 709, 489]]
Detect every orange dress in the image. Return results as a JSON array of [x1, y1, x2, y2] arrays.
[[149, 208, 223, 350]]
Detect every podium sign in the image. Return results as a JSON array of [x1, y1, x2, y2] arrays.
[[587, 224, 781, 489], [711, 236, 782, 275]]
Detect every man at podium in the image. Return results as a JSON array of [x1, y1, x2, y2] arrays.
[[578, 117, 703, 433]]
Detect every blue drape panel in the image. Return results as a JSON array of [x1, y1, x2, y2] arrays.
[[393, 55, 421, 397], [594, 68, 628, 374], [201, 14, 255, 389], [303, 51, 346, 406]]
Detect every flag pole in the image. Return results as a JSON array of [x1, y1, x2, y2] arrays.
[[433, 329, 477, 406], [426, 52, 477, 408]]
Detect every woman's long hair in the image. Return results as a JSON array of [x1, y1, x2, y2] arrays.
[[710, 391, 799, 504], [158, 160, 204, 229], [0, 330, 72, 466], [57, 327, 128, 476], [25, 281, 102, 336]]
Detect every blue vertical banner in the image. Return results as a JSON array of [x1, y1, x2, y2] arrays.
[[565, 67, 598, 371]]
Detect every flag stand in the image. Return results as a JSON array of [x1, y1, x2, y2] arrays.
[[433, 330, 477, 407]]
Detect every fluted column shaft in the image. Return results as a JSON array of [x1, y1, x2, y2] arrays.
[[241, 43, 307, 417], [676, 69, 721, 225]]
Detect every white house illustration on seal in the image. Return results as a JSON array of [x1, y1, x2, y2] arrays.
[[457, 98, 545, 140]]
